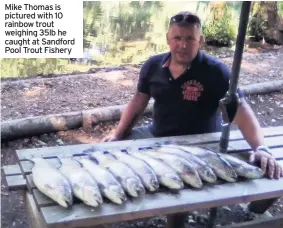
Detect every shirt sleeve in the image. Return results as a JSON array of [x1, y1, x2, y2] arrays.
[[214, 62, 245, 101], [137, 58, 153, 95]]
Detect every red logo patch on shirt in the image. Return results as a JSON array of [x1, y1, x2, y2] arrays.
[[182, 80, 204, 101]]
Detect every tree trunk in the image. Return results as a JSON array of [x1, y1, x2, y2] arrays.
[[262, 1, 281, 44], [1, 81, 283, 141]]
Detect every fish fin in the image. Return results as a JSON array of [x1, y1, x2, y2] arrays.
[[73, 158, 84, 167], [44, 183, 54, 190], [56, 154, 74, 168], [87, 155, 100, 164], [73, 183, 80, 191], [24, 155, 37, 164], [103, 151, 117, 159], [82, 146, 96, 154]]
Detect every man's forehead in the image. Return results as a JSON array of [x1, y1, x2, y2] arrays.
[[168, 24, 201, 35]]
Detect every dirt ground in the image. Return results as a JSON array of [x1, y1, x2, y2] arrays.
[[1, 45, 283, 228]]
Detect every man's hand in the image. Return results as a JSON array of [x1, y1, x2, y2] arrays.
[[249, 150, 283, 179], [102, 134, 120, 142]]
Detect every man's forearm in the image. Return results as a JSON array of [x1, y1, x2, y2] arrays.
[[234, 100, 265, 151], [115, 92, 150, 139], [115, 106, 142, 138]]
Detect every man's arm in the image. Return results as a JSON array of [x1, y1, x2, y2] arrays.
[[234, 98, 283, 179], [234, 99, 264, 150], [103, 92, 150, 141]]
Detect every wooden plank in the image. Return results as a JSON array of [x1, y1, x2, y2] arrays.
[[5, 175, 26, 190], [25, 192, 48, 228], [2, 164, 22, 176], [224, 214, 283, 228], [28, 161, 283, 224], [33, 189, 57, 208], [19, 158, 61, 175], [40, 177, 283, 228], [26, 175, 36, 189], [16, 137, 283, 177], [221, 136, 283, 152], [271, 147, 283, 160], [16, 126, 283, 160]]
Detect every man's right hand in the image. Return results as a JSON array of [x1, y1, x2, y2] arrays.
[[102, 92, 150, 143], [102, 134, 120, 142]]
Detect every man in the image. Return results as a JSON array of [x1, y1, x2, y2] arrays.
[[103, 11, 283, 179]]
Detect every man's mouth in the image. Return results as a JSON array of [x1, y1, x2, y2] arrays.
[[177, 52, 188, 57]]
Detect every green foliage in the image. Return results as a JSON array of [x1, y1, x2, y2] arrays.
[[1, 58, 66, 78], [2, 1, 243, 78], [278, 1, 283, 17], [203, 3, 237, 47]]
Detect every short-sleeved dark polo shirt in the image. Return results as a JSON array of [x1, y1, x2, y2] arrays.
[[137, 50, 244, 137]]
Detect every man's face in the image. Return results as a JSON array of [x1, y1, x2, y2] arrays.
[[166, 24, 203, 65]]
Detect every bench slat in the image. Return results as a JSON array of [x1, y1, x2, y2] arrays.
[[40, 177, 283, 228], [2, 164, 22, 176], [20, 159, 61, 175], [16, 127, 283, 160], [224, 214, 283, 228], [26, 160, 283, 211], [16, 138, 283, 176], [5, 175, 26, 190]]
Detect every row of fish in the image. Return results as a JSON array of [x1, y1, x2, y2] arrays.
[[27, 144, 264, 208]]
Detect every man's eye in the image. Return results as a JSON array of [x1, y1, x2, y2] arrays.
[[174, 37, 181, 41]]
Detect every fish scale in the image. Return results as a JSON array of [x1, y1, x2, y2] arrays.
[[78, 158, 127, 205], [150, 146, 217, 183], [142, 150, 203, 188], [165, 145, 238, 182], [90, 152, 146, 198], [127, 150, 184, 190], [29, 157, 73, 208], [108, 150, 159, 192], [58, 156, 103, 207]]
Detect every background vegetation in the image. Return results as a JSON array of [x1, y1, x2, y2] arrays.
[[1, 1, 282, 78]]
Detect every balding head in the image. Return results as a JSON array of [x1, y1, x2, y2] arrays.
[[169, 11, 202, 31]]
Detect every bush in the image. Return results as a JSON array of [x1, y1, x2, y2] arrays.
[[203, 3, 237, 47]]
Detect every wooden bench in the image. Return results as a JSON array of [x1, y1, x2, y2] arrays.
[[3, 126, 283, 228]]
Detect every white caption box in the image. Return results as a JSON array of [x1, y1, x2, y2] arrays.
[[0, 0, 83, 58]]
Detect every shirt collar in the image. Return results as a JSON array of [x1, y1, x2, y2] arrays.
[[161, 50, 203, 69]]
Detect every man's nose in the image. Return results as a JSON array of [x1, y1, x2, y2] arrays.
[[180, 39, 188, 48]]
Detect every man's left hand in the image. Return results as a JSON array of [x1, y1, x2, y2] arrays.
[[249, 150, 283, 179]]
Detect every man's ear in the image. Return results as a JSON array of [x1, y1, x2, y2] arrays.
[[199, 35, 205, 49], [166, 32, 169, 45]]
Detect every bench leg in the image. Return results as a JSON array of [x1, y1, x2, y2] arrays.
[[166, 212, 188, 228], [206, 207, 218, 228], [248, 197, 280, 214], [25, 192, 48, 228]]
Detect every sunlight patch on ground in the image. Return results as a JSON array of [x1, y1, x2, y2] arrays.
[[23, 86, 45, 98], [58, 130, 102, 144], [91, 71, 125, 82], [90, 71, 135, 87], [119, 79, 134, 87]]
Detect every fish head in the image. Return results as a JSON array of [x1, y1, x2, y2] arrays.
[[218, 156, 238, 182], [46, 184, 73, 208], [83, 186, 103, 207], [126, 178, 146, 197], [203, 168, 218, 182], [105, 184, 127, 205], [243, 166, 264, 179], [147, 177, 159, 192], [163, 173, 184, 190]]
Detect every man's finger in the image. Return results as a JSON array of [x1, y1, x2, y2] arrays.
[[276, 163, 282, 179], [249, 153, 255, 164], [275, 163, 281, 179], [268, 158, 275, 179], [260, 156, 268, 175]]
